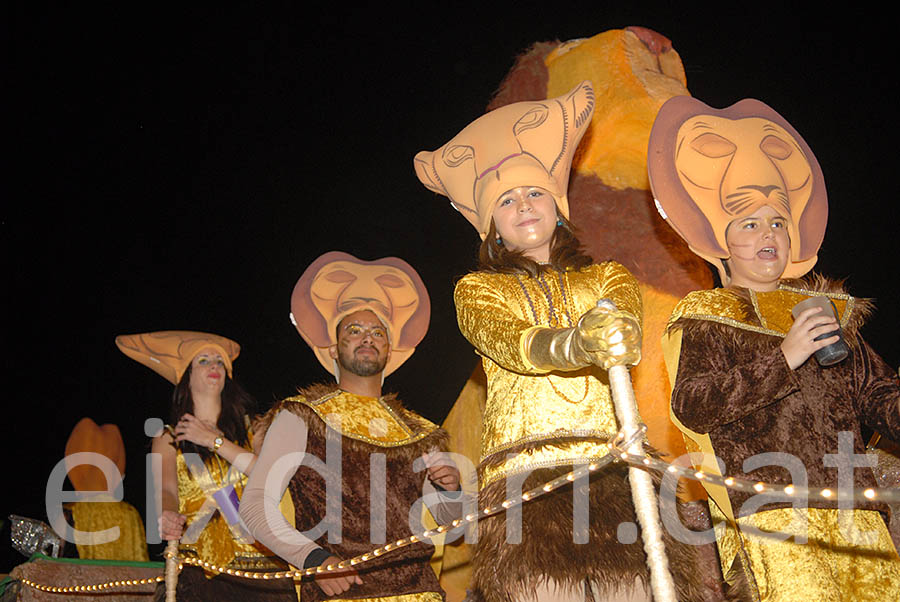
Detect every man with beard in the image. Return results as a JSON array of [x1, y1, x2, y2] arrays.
[[240, 252, 462, 602]]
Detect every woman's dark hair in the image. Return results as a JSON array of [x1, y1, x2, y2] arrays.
[[170, 363, 254, 460], [478, 214, 593, 277]]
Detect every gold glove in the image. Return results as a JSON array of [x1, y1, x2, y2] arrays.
[[523, 324, 592, 372], [578, 306, 642, 369], [522, 306, 642, 372]]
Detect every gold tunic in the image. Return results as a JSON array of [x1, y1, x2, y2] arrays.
[[454, 262, 642, 486], [176, 442, 275, 571]]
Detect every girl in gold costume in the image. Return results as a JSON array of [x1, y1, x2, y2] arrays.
[[116, 331, 291, 601], [649, 96, 900, 601], [416, 82, 705, 602]]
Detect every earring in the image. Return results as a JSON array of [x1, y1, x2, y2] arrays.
[[496, 237, 503, 246], [556, 217, 563, 226]]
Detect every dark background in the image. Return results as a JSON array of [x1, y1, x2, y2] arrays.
[[5, 5, 898, 571]]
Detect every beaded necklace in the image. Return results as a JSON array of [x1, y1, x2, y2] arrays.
[[516, 270, 591, 403]]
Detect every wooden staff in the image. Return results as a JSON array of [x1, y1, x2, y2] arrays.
[[164, 539, 180, 601], [598, 299, 677, 602]]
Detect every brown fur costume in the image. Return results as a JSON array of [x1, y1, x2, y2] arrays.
[[473, 465, 713, 601], [667, 277, 895, 520], [254, 384, 451, 602], [470, 434, 716, 602]]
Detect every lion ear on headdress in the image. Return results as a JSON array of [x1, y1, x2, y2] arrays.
[[290, 252, 341, 350], [648, 95, 828, 280], [413, 151, 446, 197]]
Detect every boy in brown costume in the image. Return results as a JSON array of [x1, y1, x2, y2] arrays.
[[650, 96, 900, 600]]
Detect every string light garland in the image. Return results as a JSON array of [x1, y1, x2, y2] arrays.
[[19, 423, 899, 592], [18, 575, 163, 594], [606, 427, 900, 504]]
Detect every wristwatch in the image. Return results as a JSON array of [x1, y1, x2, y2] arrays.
[[211, 436, 225, 451]]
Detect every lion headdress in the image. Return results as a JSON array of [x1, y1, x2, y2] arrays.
[[648, 96, 828, 281], [290, 251, 431, 378]]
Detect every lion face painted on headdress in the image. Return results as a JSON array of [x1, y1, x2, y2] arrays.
[[649, 96, 828, 280], [310, 260, 421, 344], [676, 116, 813, 225], [291, 251, 430, 377]]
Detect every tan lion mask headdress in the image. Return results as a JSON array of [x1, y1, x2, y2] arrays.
[[115, 331, 240, 385], [414, 81, 595, 239], [290, 251, 430, 378], [647, 96, 828, 281]]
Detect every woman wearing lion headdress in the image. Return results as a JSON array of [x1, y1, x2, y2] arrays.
[[116, 330, 292, 600], [650, 96, 900, 600], [416, 81, 707, 602]]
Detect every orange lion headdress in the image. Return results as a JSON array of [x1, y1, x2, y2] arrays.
[[648, 96, 828, 281], [290, 251, 430, 378], [414, 81, 594, 239], [115, 331, 240, 385]]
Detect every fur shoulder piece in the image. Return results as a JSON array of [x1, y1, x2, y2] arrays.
[[779, 273, 873, 338], [252, 383, 447, 452], [250, 382, 337, 448], [666, 273, 873, 342], [666, 288, 751, 333]]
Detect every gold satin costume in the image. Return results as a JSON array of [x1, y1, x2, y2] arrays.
[[175, 443, 276, 571], [300, 389, 438, 447], [454, 261, 642, 485], [70, 498, 149, 561], [663, 284, 900, 601]]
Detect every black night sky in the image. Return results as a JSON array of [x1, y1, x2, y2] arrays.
[[5, 5, 899, 572]]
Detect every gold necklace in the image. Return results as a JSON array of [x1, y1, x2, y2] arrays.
[[546, 371, 591, 404], [517, 271, 591, 404]]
